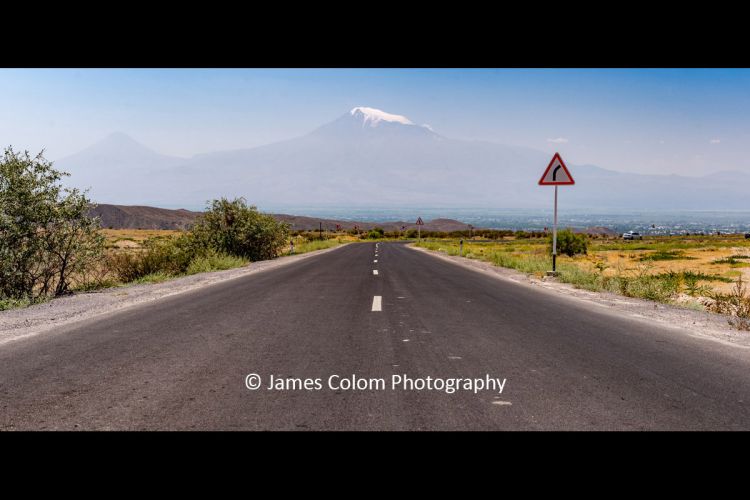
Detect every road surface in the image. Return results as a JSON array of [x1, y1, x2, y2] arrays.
[[1, 242, 750, 430]]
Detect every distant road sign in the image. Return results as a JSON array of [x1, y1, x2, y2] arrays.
[[539, 152, 575, 274], [416, 217, 424, 225], [539, 152, 574, 185]]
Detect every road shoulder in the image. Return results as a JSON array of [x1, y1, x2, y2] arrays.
[[0, 244, 349, 347], [408, 244, 750, 348]]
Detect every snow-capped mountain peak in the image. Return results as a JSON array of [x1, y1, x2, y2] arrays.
[[350, 107, 414, 127], [309, 107, 438, 139]]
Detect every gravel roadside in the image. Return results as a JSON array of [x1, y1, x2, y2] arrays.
[[0, 244, 349, 346], [408, 244, 750, 348]]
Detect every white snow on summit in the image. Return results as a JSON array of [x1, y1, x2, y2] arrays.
[[350, 107, 414, 127]]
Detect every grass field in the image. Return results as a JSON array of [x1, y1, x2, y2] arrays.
[[415, 234, 750, 313], [101, 229, 182, 248]]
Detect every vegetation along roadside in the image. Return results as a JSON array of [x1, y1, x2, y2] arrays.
[[0, 148, 346, 311]]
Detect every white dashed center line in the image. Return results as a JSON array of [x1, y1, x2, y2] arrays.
[[373, 260, 378, 263], [371, 296, 382, 312], [373, 270, 378, 275]]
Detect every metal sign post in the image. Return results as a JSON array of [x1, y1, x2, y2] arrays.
[[538, 152, 574, 275], [416, 217, 424, 241], [552, 185, 558, 272]]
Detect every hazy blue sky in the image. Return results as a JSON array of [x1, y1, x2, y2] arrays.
[[2, 68, 749, 176]]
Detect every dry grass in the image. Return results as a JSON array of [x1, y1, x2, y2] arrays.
[[586, 246, 750, 294], [101, 229, 182, 249]]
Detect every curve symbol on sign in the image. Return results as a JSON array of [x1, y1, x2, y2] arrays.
[[553, 165, 562, 181]]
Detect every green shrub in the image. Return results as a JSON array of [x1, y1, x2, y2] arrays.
[[191, 197, 290, 261], [107, 233, 196, 283], [106, 199, 292, 285], [549, 229, 587, 257], [0, 147, 104, 302]]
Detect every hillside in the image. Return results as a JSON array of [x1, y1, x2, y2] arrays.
[[89, 204, 201, 230], [273, 214, 472, 232], [89, 204, 474, 232]]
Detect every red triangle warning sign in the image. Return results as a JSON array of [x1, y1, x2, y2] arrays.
[[539, 153, 575, 185]]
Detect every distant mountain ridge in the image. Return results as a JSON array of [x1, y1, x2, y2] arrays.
[[57, 107, 750, 211], [89, 204, 201, 230], [89, 204, 475, 232]]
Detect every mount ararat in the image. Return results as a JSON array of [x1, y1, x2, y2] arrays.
[[53, 107, 750, 211]]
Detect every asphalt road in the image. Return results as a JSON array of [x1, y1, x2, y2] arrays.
[[2, 242, 750, 430]]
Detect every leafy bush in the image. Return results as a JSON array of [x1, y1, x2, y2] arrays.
[[191, 198, 289, 261], [0, 147, 104, 302], [549, 229, 587, 257], [363, 227, 385, 239], [104, 199, 291, 285], [106, 233, 196, 282]]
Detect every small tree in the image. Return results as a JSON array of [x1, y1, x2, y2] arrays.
[[191, 197, 290, 261], [549, 228, 588, 257], [0, 147, 104, 301]]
